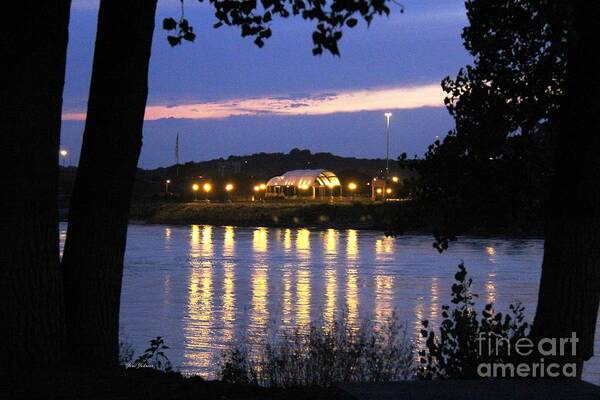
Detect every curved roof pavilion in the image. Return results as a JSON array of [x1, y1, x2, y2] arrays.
[[266, 169, 341, 189]]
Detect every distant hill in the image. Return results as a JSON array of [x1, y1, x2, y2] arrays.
[[59, 148, 417, 202], [140, 148, 413, 182]]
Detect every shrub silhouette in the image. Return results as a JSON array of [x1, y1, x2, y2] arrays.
[[221, 313, 414, 387], [418, 263, 530, 379]]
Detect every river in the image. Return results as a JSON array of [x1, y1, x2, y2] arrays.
[[59, 223, 599, 382]]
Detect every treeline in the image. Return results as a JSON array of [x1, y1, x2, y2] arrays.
[[59, 148, 417, 202]]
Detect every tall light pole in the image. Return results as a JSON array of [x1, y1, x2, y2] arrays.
[[384, 112, 392, 200], [192, 183, 199, 201], [165, 179, 171, 194], [60, 149, 68, 167], [225, 183, 234, 202], [203, 182, 212, 201]]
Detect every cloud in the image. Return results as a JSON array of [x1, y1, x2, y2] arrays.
[[62, 83, 445, 121]]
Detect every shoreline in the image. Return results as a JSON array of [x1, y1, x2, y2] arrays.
[[127, 201, 543, 237], [62, 201, 543, 237]]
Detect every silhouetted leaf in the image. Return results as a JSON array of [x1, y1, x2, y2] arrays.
[[167, 35, 181, 46], [183, 31, 196, 42], [163, 17, 177, 30]]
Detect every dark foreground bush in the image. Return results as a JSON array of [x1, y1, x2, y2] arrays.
[[220, 313, 414, 387], [418, 263, 530, 379]]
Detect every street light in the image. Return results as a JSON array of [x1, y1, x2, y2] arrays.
[[384, 112, 392, 200], [59, 149, 68, 166], [348, 182, 357, 199], [165, 179, 171, 194], [392, 176, 399, 183], [225, 183, 234, 201], [192, 183, 199, 201], [253, 185, 260, 202], [203, 183, 212, 201]]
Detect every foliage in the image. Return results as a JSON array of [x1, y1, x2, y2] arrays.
[[418, 263, 530, 379], [396, 0, 570, 241], [220, 313, 414, 387], [119, 337, 135, 366], [163, 0, 403, 55], [130, 336, 174, 372]]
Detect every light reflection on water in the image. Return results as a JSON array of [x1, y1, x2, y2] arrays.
[[57, 223, 599, 382]]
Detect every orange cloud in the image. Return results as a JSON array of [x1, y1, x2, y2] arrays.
[[62, 83, 444, 121]]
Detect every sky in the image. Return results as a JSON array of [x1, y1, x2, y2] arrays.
[[60, 0, 471, 168]]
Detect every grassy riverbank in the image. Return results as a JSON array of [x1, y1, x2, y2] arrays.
[[130, 200, 407, 231], [127, 199, 542, 235]]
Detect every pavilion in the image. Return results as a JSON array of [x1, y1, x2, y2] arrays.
[[265, 169, 342, 199]]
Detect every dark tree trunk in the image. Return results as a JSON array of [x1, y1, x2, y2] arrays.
[[61, 0, 157, 368], [533, 1, 600, 372], [0, 2, 71, 376]]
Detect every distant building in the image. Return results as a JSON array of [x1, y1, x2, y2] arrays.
[[266, 169, 341, 199]]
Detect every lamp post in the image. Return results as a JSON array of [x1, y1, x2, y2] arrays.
[[192, 183, 199, 201], [225, 183, 234, 202], [348, 182, 357, 200], [253, 185, 260, 202], [165, 179, 171, 194], [203, 182, 212, 201], [384, 112, 392, 200], [59, 149, 68, 167]]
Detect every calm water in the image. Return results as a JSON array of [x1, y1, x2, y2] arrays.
[[59, 224, 600, 382]]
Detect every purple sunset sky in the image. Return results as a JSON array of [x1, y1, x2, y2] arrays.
[[60, 0, 471, 168]]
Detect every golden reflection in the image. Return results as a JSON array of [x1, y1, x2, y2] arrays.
[[165, 227, 171, 240], [282, 266, 293, 324], [185, 225, 214, 370], [250, 265, 269, 348], [296, 267, 311, 328], [429, 277, 439, 321], [374, 274, 394, 324], [295, 229, 311, 328], [296, 229, 311, 252], [253, 227, 268, 253], [414, 297, 425, 351], [324, 229, 338, 254], [222, 261, 235, 343], [202, 225, 213, 257], [250, 227, 269, 354], [223, 226, 235, 257], [375, 236, 394, 255], [190, 225, 200, 257], [345, 267, 359, 328], [346, 229, 359, 260], [283, 229, 292, 252], [324, 268, 337, 325], [486, 246, 497, 264], [345, 229, 359, 327]]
